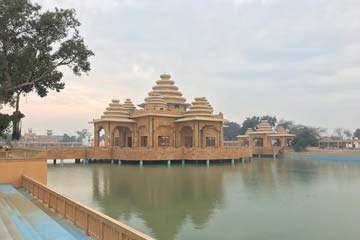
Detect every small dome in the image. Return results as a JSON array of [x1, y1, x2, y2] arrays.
[[144, 92, 168, 110], [256, 119, 275, 133], [245, 128, 255, 134], [151, 74, 187, 104], [122, 98, 136, 112], [276, 127, 288, 134], [184, 97, 213, 117], [101, 99, 131, 120]]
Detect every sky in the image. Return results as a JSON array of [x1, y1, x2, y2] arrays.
[[2, 0, 360, 135]]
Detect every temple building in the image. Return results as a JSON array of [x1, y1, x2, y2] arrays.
[[92, 74, 224, 148], [319, 138, 360, 149], [237, 120, 295, 148]]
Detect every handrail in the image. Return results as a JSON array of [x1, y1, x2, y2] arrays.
[[0, 148, 47, 159], [22, 175, 155, 240]]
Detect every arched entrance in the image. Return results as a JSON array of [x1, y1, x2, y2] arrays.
[[286, 138, 292, 147], [253, 137, 264, 147], [113, 126, 132, 147], [241, 139, 249, 147], [97, 128, 105, 147], [272, 138, 281, 147], [201, 125, 218, 147], [181, 126, 193, 148]]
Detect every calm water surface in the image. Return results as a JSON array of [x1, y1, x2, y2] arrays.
[[48, 158, 360, 240]]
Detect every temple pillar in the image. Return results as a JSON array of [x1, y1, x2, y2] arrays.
[[220, 124, 224, 147], [194, 121, 199, 147], [149, 116, 154, 148], [105, 122, 110, 148], [94, 125, 99, 147]]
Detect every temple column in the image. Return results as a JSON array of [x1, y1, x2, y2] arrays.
[[220, 124, 224, 147], [105, 122, 111, 148], [194, 121, 199, 147], [94, 125, 99, 147]]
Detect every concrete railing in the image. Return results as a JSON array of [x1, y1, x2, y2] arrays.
[[0, 148, 47, 159], [22, 176, 155, 240]]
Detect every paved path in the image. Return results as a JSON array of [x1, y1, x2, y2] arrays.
[[0, 184, 88, 240]]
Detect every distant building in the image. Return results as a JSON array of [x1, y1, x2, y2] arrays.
[[92, 74, 224, 148], [237, 120, 295, 148], [319, 138, 360, 149]]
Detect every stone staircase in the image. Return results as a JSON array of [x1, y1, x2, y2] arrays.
[[0, 184, 86, 240]]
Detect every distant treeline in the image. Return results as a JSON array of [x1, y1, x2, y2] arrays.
[[224, 116, 360, 152]]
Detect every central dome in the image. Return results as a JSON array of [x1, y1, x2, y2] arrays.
[[140, 74, 188, 108]]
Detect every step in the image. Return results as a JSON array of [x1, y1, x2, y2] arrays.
[[0, 184, 78, 240], [2, 198, 42, 240], [0, 209, 14, 240], [0, 198, 23, 240]]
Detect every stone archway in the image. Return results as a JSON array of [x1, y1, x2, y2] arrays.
[[241, 139, 249, 147], [181, 126, 193, 148], [201, 125, 219, 147], [156, 125, 173, 147], [112, 126, 132, 147], [253, 137, 264, 147], [272, 138, 282, 147], [286, 138, 293, 147], [97, 127, 105, 147]]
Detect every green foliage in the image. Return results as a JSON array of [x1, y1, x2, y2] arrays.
[[0, 113, 12, 137], [261, 115, 277, 127], [76, 129, 88, 142], [223, 122, 241, 140], [0, 0, 94, 138], [354, 129, 360, 139], [239, 115, 277, 135], [277, 120, 295, 130], [290, 125, 321, 152], [61, 133, 77, 142]]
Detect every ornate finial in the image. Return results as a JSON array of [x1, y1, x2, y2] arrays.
[[160, 73, 171, 79]]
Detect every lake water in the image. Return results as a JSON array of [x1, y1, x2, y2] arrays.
[[47, 158, 360, 240]]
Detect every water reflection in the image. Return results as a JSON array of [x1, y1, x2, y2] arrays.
[[47, 159, 360, 240], [91, 166, 225, 240]]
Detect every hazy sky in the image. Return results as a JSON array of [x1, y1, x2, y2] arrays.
[[3, 0, 360, 135]]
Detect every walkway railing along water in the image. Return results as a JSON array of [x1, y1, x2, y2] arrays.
[[0, 148, 47, 159], [22, 175, 155, 240]]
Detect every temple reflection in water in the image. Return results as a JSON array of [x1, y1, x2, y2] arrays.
[[91, 166, 225, 240]]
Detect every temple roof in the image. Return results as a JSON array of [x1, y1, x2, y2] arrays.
[[176, 97, 223, 122], [93, 99, 135, 123], [139, 74, 189, 107], [122, 99, 136, 113], [143, 92, 168, 110], [269, 126, 295, 137], [237, 121, 295, 138], [256, 120, 276, 133]]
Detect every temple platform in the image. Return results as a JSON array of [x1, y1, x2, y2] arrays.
[[0, 184, 89, 240]]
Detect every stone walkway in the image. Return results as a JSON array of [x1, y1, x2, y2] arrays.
[[0, 184, 89, 240]]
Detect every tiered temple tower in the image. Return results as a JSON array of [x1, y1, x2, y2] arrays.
[[92, 74, 224, 148]]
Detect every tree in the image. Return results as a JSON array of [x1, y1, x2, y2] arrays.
[[223, 121, 242, 140], [332, 128, 352, 140], [291, 126, 321, 152], [61, 133, 77, 142], [239, 115, 277, 135], [0, 0, 94, 140], [261, 115, 277, 127], [0, 112, 12, 137], [239, 116, 260, 135], [277, 120, 295, 131], [354, 129, 360, 139], [76, 129, 89, 142]]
